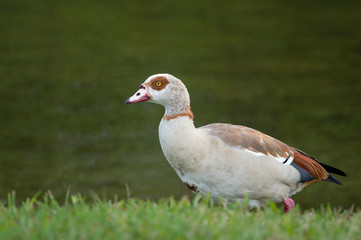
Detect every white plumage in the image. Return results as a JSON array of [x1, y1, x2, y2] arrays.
[[126, 73, 345, 211]]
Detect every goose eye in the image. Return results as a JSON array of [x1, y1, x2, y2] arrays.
[[156, 82, 162, 87]]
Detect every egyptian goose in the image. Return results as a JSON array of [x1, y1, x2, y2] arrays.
[[125, 73, 346, 212]]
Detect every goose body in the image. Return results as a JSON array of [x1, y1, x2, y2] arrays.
[[126, 73, 346, 211]]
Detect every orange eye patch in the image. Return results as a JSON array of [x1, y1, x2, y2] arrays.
[[156, 82, 162, 86]]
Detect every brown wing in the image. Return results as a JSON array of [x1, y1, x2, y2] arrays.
[[200, 123, 344, 185], [200, 123, 293, 159]]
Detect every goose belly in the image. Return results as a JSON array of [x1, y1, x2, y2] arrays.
[[168, 142, 301, 207]]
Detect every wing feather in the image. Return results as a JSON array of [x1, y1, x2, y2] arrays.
[[200, 123, 293, 162], [199, 123, 345, 185]]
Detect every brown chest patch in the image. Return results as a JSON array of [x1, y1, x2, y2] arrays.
[[146, 76, 170, 91], [184, 182, 199, 193]]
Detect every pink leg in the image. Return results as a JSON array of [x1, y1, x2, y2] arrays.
[[282, 197, 295, 213]]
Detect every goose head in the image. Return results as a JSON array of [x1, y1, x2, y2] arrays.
[[126, 74, 192, 117]]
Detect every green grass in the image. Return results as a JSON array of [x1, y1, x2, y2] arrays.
[[0, 0, 360, 208], [0, 192, 360, 240]]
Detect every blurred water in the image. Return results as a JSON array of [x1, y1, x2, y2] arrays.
[[0, 0, 360, 208]]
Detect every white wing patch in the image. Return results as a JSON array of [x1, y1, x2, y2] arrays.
[[245, 149, 294, 165]]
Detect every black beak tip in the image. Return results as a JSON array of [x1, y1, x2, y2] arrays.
[[125, 98, 130, 104]]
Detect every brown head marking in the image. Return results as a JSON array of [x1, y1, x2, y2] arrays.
[[147, 76, 170, 91]]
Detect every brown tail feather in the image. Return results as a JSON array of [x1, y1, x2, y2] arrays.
[[292, 149, 345, 185], [293, 150, 328, 179]]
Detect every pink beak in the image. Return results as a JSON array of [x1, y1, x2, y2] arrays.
[[125, 85, 150, 104]]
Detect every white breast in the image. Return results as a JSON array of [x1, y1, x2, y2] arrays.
[[159, 117, 206, 173]]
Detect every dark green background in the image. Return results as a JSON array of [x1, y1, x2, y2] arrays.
[[1, 0, 360, 208]]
